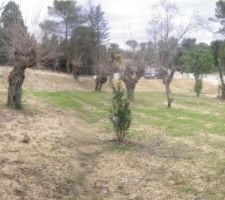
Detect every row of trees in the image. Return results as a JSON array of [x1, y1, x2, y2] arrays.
[[39, 0, 109, 75], [118, 0, 225, 106], [0, 0, 110, 74], [2, 0, 225, 110]]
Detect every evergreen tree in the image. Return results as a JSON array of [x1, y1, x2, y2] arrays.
[[1, 1, 25, 29], [88, 2, 109, 63], [46, 0, 83, 73], [181, 45, 214, 97], [215, 0, 225, 34]]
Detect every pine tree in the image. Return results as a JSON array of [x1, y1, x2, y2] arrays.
[[1, 1, 25, 29]]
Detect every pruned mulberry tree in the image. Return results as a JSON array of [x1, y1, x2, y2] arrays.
[[7, 25, 37, 108]]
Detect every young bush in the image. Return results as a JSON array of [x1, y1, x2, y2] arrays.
[[110, 82, 132, 143], [194, 79, 203, 97]]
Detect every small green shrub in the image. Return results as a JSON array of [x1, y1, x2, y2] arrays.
[[194, 79, 203, 97], [110, 82, 132, 143]]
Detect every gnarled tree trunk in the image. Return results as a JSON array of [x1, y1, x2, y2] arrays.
[[7, 65, 26, 109], [165, 82, 172, 108], [123, 78, 137, 102], [162, 67, 175, 108], [218, 64, 225, 99], [95, 74, 107, 91], [7, 48, 36, 109], [6, 24, 37, 109], [72, 65, 79, 79]]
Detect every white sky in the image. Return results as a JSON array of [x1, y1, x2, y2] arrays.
[[9, 0, 221, 48]]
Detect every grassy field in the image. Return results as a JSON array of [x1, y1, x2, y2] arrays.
[[1, 67, 225, 199], [33, 89, 225, 199], [34, 90, 225, 137]]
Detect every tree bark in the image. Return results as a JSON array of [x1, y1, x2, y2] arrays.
[[95, 74, 107, 91], [218, 64, 225, 100], [127, 86, 135, 102], [72, 65, 79, 79], [124, 80, 136, 102], [7, 65, 26, 109], [165, 82, 172, 108], [162, 68, 175, 108], [193, 72, 204, 97], [66, 60, 70, 74]]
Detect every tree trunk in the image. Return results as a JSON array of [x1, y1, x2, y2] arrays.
[[95, 80, 99, 91], [165, 82, 172, 108], [124, 80, 136, 102], [218, 64, 225, 100], [194, 73, 203, 97], [72, 65, 79, 79], [221, 86, 225, 99], [127, 87, 135, 102], [64, 22, 71, 74], [66, 60, 70, 74], [95, 74, 107, 92], [7, 65, 26, 109], [162, 67, 175, 108]]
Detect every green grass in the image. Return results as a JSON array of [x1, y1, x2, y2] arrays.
[[33, 90, 225, 137], [33, 90, 111, 123], [32, 90, 225, 199]]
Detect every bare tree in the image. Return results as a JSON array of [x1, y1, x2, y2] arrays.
[[7, 25, 37, 109], [118, 40, 150, 102], [148, 0, 200, 108], [37, 34, 61, 71], [94, 63, 108, 91], [71, 54, 82, 79], [120, 50, 147, 101], [92, 46, 109, 92]]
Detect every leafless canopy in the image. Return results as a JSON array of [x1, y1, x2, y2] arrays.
[[6, 25, 37, 67]]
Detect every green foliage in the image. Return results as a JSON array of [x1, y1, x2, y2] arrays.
[[181, 38, 196, 50], [88, 2, 109, 64], [181, 45, 214, 76], [88, 2, 109, 46], [218, 41, 225, 67], [39, 20, 59, 35], [48, 0, 82, 37], [194, 79, 203, 97], [0, 27, 8, 64], [107, 43, 122, 72], [1, 1, 25, 28], [70, 26, 97, 74], [215, 0, 225, 34], [181, 45, 214, 96], [211, 40, 222, 67], [43, 0, 84, 73], [110, 83, 132, 143], [0, 1, 26, 64]]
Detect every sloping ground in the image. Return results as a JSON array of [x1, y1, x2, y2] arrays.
[[0, 67, 223, 200], [0, 95, 108, 199], [0, 67, 218, 96], [0, 67, 86, 91], [137, 78, 218, 97]]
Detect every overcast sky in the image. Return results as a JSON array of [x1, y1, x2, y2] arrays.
[[11, 0, 221, 48]]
